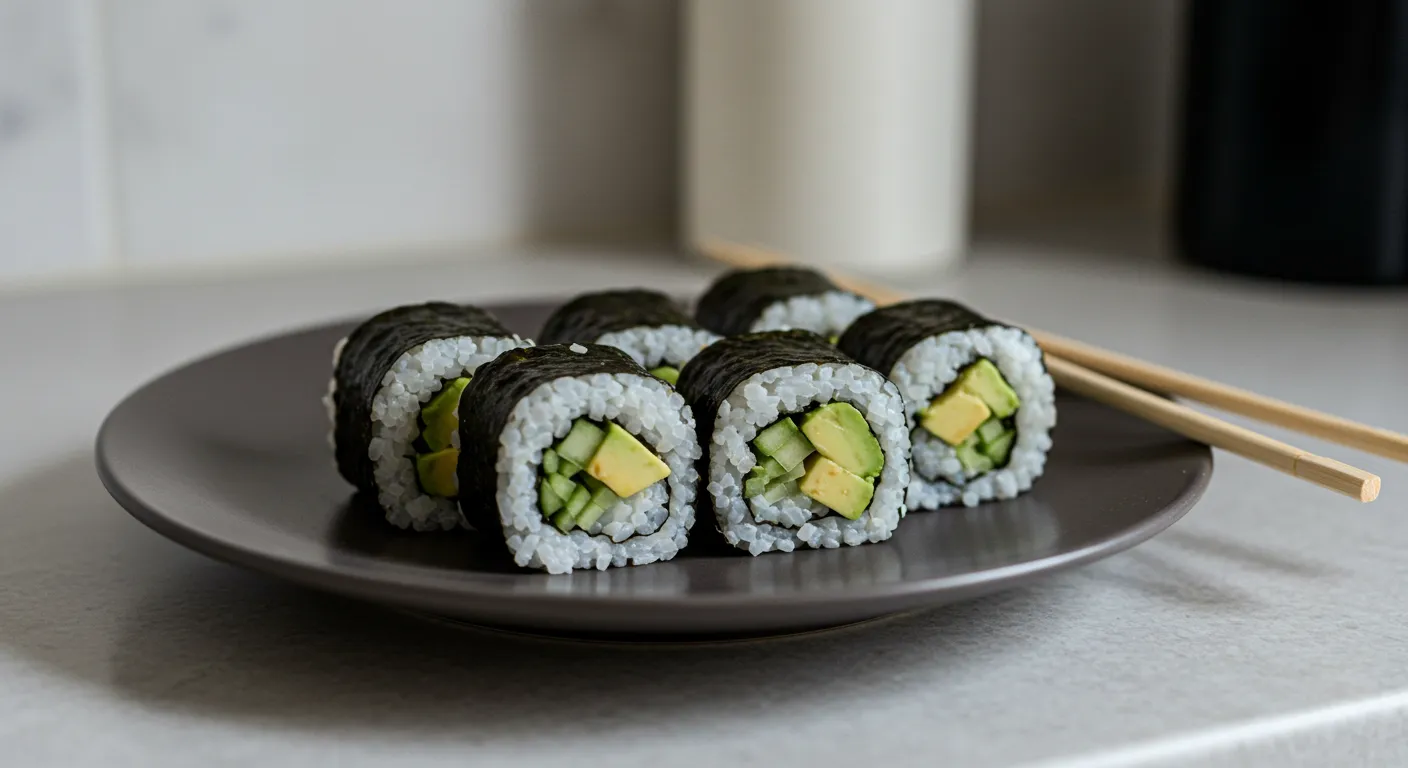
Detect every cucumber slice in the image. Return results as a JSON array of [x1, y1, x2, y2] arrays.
[[564, 484, 591, 518], [762, 479, 799, 504], [551, 509, 578, 533], [770, 433, 815, 472], [976, 418, 1006, 446], [984, 431, 1016, 466], [547, 473, 577, 502], [780, 461, 807, 483], [575, 502, 609, 530], [582, 475, 621, 509], [557, 419, 606, 466], [744, 472, 770, 499], [539, 478, 565, 516], [557, 456, 582, 478], [542, 448, 560, 475], [649, 366, 680, 385], [753, 418, 802, 456], [955, 435, 994, 474]]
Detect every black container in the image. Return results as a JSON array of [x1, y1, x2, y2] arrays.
[[1177, 0, 1408, 284]]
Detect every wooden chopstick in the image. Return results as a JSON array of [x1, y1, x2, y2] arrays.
[[696, 238, 1383, 502]]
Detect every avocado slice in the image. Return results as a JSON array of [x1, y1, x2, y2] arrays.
[[800, 402, 883, 478], [574, 502, 609, 530], [649, 366, 680, 385], [420, 377, 471, 451], [957, 359, 1020, 419], [542, 448, 561, 475], [798, 454, 874, 520], [415, 448, 460, 498], [976, 417, 1006, 446], [539, 478, 565, 516], [955, 435, 995, 474], [920, 389, 991, 446], [586, 422, 671, 498], [754, 417, 803, 456], [761, 479, 799, 504], [984, 431, 1016, 466]]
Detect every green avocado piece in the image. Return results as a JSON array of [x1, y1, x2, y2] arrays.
[[585, 423, 671, 498], [955, 435, 995, 474], [800, 402, 883, 478], [798, 454, 874, 520], [762, 479, 799, 504], [976, 418, 1007, 446], [415, 448, 460, 498], [420, 377, 470, 451], [542, 448, 561, 475], [984, 431, 1016, 466], [957, 359, 1020, 419], [648, 366, 680, 385], [574, 502, 609, 530], [539, 478, 565, 516], [556, 419, 606, 466], [753, 418, 803, 456]]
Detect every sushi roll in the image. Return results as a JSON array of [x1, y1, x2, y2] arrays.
[[456, 343, 701, 574], [838, 300, 1056, 509], [325, 302, 532, 531], [676, 330, 910, 555], [538, 289, 720, 385], [695, 266, 875, 339]]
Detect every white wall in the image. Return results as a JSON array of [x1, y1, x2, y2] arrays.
[[0, 0, 679, 283]]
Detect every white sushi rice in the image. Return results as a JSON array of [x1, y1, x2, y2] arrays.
[[706, 362, 910, 555], [890, 327, 1056, 509], [750, 291, 876, 337], [594, 325, 722, 369], [323, 334, 532, 531], [495, 373, 701, 574]]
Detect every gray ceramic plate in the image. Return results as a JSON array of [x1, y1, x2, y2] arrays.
[[96, 301, 1212, 637]]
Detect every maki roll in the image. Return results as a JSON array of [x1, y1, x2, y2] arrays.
[[538, 289, 720, 385], [695, 267, 875, 339], [456, 343, 701, 574], [676, 331, 910, 555], [838, 300, 1056, 509], [325, 302, 532, 531]]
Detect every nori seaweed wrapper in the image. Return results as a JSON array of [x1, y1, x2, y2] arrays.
[[455, 343, 646, 535], [837, 299, 1041, 376], [695, 267, 852, 336], [538, 289, 700, 344], [333, 302, 514, 494]]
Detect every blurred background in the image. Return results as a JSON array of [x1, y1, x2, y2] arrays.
[[1, 0, 1400, 288]]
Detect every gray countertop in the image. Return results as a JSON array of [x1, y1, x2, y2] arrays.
[[2, 245, 1406, 767]]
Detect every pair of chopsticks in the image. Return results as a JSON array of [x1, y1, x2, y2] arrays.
[[698, 239, 1405, 503]]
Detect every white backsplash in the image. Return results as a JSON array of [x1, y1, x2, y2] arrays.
[[0, 0, 679, 281]]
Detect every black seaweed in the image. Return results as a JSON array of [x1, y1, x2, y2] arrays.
[[837, 299, 1039, 375], [454, 344, 646, 537], [538, 289, 700, 346], [332, 302, 513, 494], [675, 331, 860, 531], [695, 267, 853, 336]]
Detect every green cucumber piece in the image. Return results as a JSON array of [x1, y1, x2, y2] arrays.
[[582, 475, 621, 509], [780, 461, 807, 483], [542, 448, 561, 475], [955, 435, 995, 474], [574, 502, 609, 530], [762, 479, 798, 504], [547, 473, 578, 502], [551, 509, 578, 533], [744, 472, 770, 499], [753, 418, 803, 456], [769, 433, 815, 472], [649, 366, 680, 385], [557, 456, 582, 478], [976, 418, 1006, 446], [556, 419, 606, 466], [984, 431, 1016, 466], [539, 478, 565, 516]]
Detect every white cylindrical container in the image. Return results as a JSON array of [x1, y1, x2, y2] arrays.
[[684, 0, 974, 273]]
